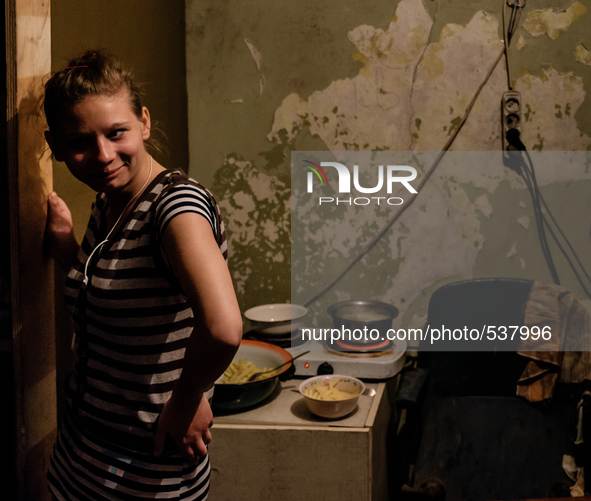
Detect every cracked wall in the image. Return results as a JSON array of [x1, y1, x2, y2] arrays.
[[186, 0, 591, 327]]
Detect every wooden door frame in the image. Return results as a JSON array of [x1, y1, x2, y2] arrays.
[[6, 1, 56, 499]]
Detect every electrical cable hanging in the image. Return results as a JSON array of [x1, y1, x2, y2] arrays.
[[502, 0, 563, 286], [303, 47, 506, 307], [508, 144, 591, 299], [502, 1, 513, 89], [512, 149, 560, 285], [536, 182, 591, 286], [502, 0, 591, 300], [502, 0, 524, 89]]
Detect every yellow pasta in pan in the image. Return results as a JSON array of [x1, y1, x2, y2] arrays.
[[220, 359, 273, 384]]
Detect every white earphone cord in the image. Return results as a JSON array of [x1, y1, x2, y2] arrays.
[[72, 157, 153, 351], [82, 156, 153, 284]]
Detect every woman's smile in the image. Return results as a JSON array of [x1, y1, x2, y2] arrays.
[[49, 90, 153, 201], [99, 166, 124, 179]]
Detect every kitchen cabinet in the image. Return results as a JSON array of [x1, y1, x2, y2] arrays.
[[209, 380, 394, 501]]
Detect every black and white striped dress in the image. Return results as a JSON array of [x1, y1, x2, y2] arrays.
[[48, 170, 227, 501]]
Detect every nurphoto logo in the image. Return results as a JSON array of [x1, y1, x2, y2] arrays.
[[304, 160, 417, 205], [303, 160, 417, 206]]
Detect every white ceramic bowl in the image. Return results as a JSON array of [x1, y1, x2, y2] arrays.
[[299, 375, 365, 419], [244, 303, 308, 336]]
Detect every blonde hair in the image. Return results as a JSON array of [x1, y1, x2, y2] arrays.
[[43, 49, 163, 154]]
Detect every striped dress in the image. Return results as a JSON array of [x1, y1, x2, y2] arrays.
[[48, 170, 227, 501]]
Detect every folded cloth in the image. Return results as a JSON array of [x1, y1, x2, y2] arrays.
[[517, 281, 591, 402], [563, 454, 585, 497]]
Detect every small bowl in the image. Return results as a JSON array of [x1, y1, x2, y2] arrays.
[[213, 340, 293, 412], [244, 303, 308, 336], [299, 375, 366, 419]]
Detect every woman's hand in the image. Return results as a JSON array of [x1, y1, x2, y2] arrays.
[[45, 192, 79, 271], [154, 393, 213, 463]]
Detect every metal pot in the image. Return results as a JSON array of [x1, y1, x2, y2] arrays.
[[327, 300, 399, 347]]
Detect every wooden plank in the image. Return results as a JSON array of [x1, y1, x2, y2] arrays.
[[6, 2, 24, 496], [6, 0, 55, 499]]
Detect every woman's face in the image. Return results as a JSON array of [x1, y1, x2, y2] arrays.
[[47, 90, 151, 196]]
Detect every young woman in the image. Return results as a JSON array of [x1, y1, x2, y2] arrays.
[[44, 50, 242, 500]]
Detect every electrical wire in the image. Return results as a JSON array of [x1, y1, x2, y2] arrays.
[[501, 0, 561, 286], [522, 151, 591, 299], [523, 158, 560, 283], [502, 0, 561, 285], [303, 47, 506, 308], [502, 1, 513, 90], [514, 154, 561, 284], [501, 0, 591, 299], [505, 130, 591, 299], [536, 183, 591, 286]]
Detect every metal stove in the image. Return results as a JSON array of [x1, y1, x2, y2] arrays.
[[286, 338, 407, 380]]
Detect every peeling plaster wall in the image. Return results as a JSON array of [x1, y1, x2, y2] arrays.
[[186, 0, 591, 326]]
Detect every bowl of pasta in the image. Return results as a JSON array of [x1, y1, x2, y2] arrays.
[[213, 340, 293, 411], [299, 375, 365, 419]]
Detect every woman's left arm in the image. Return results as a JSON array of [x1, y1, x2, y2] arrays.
[[153, 212, 242, 462]]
